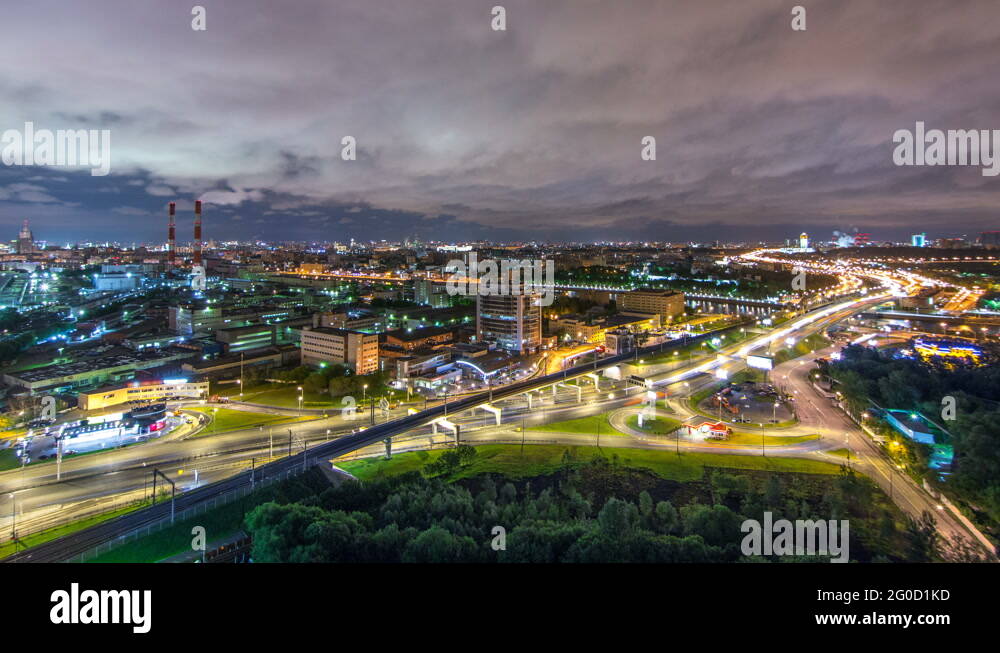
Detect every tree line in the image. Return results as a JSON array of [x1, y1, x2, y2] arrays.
[[241, 452, 968, 563]]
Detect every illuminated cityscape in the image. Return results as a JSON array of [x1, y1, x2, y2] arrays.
[[1, 2, 999, 636]]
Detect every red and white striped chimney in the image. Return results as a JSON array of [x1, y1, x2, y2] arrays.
[[194, 200, 203, 267], [167, 202, 176, 267]]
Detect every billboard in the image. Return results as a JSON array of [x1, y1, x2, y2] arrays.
[[746, 354, 774, 370]]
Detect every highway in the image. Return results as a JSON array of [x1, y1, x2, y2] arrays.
[[776, 344, 986, 550], [3, 292, 893, 561], [17, 275, 993, 563]]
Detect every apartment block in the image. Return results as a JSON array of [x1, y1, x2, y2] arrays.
[[300, 327, 379, 374]]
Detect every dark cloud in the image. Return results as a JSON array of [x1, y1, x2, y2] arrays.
[[1, 0, 999, 243]]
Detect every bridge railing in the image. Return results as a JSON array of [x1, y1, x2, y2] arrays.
[[0, 496, 150, 548]]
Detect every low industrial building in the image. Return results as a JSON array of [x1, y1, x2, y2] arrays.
[[182, 346, 297, 380], [3, 347, 196, 394], [215, 324, 276, 353], [79, 379, 209, 411], [383, 325, 454, 351]]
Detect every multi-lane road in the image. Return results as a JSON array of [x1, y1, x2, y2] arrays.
[[3, 282, 989, 560]]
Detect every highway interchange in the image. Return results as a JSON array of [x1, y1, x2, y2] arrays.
[[1, 251, 991, 560]]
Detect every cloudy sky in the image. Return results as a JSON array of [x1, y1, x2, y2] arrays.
[[1, 0, 999, 245]]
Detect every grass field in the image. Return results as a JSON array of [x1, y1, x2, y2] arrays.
[[87, 499, 252, 563], [0, 428, 28, 441], [0, 447, 18, 472], [1, 500, 150, 560], [215, 383, 340, 409], [337, 443, 844, 483], [772, 333, 832, 365], [186, 407, 312, 436], [215, 382, 406, 410], [721, 431, 819, 447], [527, 413, 628, 437], [625, 414, 683, 434]]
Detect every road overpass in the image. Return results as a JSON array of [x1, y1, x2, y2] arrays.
[[2, 293, 888, 562]]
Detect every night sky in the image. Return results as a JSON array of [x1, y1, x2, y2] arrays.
[[1, 0, 999, 244]]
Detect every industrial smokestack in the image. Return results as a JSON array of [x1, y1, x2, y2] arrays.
[[194, 200, 203, 267], [167, 202, 176, 267]]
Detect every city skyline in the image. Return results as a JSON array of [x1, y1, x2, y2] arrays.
[[2, 1, 1000, 243]]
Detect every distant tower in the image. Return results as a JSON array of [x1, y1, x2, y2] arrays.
[[16, 220, 34, 255], [799, 232, 809, 249], [193, 200, 203, 267], [167, 202, 176, 267], [911, 233, 926, 247], [191, 200, 207, 292]]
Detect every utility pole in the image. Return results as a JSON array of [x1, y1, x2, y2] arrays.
[[520, 414, 525, 455], [151, 469, 176, 524], [269, 428, 273, 459], [56, 437, 63, 481], [8, 493, 15, 551], [287, 429, 292, 457]]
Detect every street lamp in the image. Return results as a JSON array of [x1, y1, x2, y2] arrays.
[[362, 384, 368, 403], [7, 493, 15, 548], [297, 386, 303, 411]]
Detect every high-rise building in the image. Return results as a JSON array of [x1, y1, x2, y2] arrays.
[[414, 279, 451, 308], [16, 220, 34, 255], [476, 293, 542, 354], [300, 326, 379, 374], [799, 232, 809, 249], [912, 233, 927, 247]]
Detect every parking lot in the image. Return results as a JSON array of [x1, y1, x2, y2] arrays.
[[702, 381, 796, 425]]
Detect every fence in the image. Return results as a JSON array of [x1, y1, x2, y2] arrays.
[[66, 466, 310, 563]]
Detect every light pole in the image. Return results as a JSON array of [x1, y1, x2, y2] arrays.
[[297, 386, 303, 411], [362, 384, 368, 404], [8, 493, 15, 550], [772, 401, 780, 424]]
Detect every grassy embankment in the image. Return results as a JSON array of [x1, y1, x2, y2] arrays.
[[339, 443, 842, 483]]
